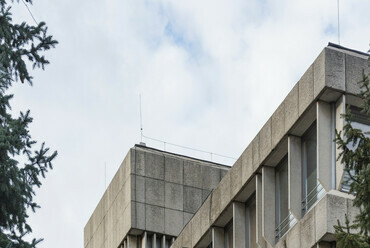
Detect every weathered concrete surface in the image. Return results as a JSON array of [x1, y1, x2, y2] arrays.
[[84, 146, 229, 248], [170, 45, 367, 248]]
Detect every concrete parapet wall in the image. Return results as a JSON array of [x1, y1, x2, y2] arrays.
[[84, 146, 229, 248]]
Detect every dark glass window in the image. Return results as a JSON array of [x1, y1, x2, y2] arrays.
[[275, 157, 289, 239], [224, 220, 233, 248], [245, 194, 256, 248], [302, 123, 318, 213]]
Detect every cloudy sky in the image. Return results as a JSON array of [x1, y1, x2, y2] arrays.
[[9, 0, 370, 247]]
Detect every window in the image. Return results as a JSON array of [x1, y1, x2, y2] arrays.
[[275, 157, 289, 240], [341, 106, 370, 192], [224, 220, 233, 248], [245, 194, 256, 248]]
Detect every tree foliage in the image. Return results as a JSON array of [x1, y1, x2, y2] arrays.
[[0, 0, 57, 247], [334, 54, 370, 248]]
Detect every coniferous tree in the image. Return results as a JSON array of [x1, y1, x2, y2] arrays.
[[0, 0, 58, 247], [334, 52, 370, 248]]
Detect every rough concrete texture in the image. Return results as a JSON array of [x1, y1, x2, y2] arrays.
[[259, 119, 272, 162], [219, 171, 231, 211], [325, 48, 346, 91], [285, 84, 299, 133], [165, 208, 184, 236], [184, 161, 202, 188], [199, 196, 211, 234], [165, 156, 183, 184], [252, 134, 260, 169], [298, 64, 314, 116], [191, 210, 202, 246], [314, 49, 326, 98], [345, 52, 370, 95], [230, 157, 242, 198], [241, 144, 253, 185], [184, 186, 202, 213], [85, 146, 229, 248], [165, 182, 183, 210], [300, 209, 316, 248], [272, 102, 285, 148]]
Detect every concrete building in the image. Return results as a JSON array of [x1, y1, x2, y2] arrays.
[[84, 43, 369, 248]]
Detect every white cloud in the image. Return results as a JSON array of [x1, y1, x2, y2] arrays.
[[7, 0, 370, 247]]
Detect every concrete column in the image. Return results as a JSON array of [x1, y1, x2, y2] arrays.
[[317, 101, 333, 191], [256, 174, 265, 248], [262, 166, 275, 247], [141, 232, 148, 248], [335, 95, 346, 190], [123, 240, 127, 248], [127, 235, 138, 248], [152, 233, 157, 248], [162, 235, 166, 248], [288, 135, 302, 220], [212, 227, 224, 248], [233, 202, 246, 248]]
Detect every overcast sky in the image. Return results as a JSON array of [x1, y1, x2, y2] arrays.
[[8, 0, 370, 247]]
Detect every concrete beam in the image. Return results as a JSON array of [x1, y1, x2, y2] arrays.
[[212, 227, 224, 248], [317, 101, 333, 191], [288, 135, 302, 219], [262, 167, 275, 246], [233, 202, 246, 248]]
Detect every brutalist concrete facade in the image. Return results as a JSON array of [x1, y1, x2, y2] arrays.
[[85, 43, 369, 248], [84, 145, 230, 248], [170, 44, 369, 248]]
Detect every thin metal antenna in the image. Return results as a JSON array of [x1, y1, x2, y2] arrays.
[[139, 94, 143, 142], [337, 0, 340, 45]]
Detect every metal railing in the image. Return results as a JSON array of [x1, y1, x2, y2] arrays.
[[275, 211, 297, 241], [301, 181, 326, 214]]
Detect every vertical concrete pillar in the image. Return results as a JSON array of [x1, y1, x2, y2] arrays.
[[162, 235, 166, 248], [335, 95, 346, 190], [127, 235, 138, 248], [152, 233, 157, 248], [141, 232, 148, 248], [233, 202, 246, 248], [123, 239, 127, 248], [262, 166, 275, 247], [212, 227, 224, 248], [256, 174, 265, 248], [288, 135, 302, 219], [317, 101, 333, 191]]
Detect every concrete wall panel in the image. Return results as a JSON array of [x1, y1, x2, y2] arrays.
[[165, 208, 184, 236], [259, 119, 272, 162], [230, 158, 242, 198], [272, 102, 285, 148], [184, 161, 202, 188], [241, 144, 253, 185], [285, 84, 299, 133], [346, 53, 369, 95], [299, 64, 314, 116], [165, 156, 183, 184], [165, 182, 183, 210], [184, 186, 202, 213]]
